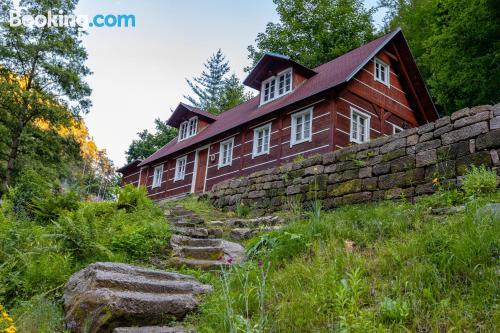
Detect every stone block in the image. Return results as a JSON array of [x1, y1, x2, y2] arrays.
[[382, 148, 407, 162], [304, 165, 324, 176], [435, 116, 451, 128], [379, 172, 405, 189], [416, 149, 437, 167], [286, 185, 301, 195], [433, 124, 453, 137], [415, 183, 435, 195], [419, 132, 434, 143], [491, 117, 500, 130], [342, 192, 372, 204], [248, 190, 265, 199], [407, 134, 419, 146], [425, 160, 456, 179], [418, 122, 435, 134], [476, 129, 500, 150], [324, 164, 337, 173], [331, 179, 362, 196], [361, 177, 378, 191], [373, 162, 391, 176], [456, 151, 492, 175], [380, 138, 407, 154], [404, 168, 425, 186], [441, 122, 488, 145], [359, 166, 372, 178], [391, 155, 416, 172], [437, 141, 470, 161], [453, 111, 490, 129], [416, 139, 441, 153]]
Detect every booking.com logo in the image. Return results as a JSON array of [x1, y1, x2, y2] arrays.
[[9, 10, 136, 29]]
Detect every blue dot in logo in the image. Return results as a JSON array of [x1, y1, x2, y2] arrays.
[[89, 22, 93, 27]]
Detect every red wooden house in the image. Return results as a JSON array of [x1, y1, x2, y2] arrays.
[[118, 29, 438, 200]]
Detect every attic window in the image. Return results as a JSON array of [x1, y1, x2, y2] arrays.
[[260, 68, 292, 105], [179, 117, 198, 141], [374, 58, 390, 86]]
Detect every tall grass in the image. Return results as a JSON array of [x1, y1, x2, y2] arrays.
[[191, 189, 500, 332]]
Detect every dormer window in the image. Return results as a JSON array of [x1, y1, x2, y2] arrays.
[[260, 68, 292, 105], [179, 117, 198, 141]]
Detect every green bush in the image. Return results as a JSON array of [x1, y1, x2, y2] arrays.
[[462, 165, 497, 197], [117, 184, 152, 212]]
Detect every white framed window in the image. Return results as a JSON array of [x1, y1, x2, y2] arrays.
[[218, 137, 234, 168], [174, 156, 187, 181], [252, 123, 271, 157], [374, 58, 390, 86], [291, 107, 313, 146], [393, 124, 404, 134], [260, 68, 292, 105], [152, 165, 163, 188], [350, 108, 371, 144], [178, 117, 198, 141]]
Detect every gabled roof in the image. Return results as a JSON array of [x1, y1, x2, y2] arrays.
[[243, 52, 318, 90], [138, 29, 436, 167], [166, 102, 218, 127]]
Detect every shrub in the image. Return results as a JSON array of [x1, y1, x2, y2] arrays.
[[117, 184, 152, 212], [378, 297, 410, 323], [462, 165, 497, 197]]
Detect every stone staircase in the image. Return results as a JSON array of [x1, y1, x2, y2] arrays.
[[165, 206, 245, 270]]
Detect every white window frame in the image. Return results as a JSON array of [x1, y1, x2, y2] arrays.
[[252, 123, 272, 158], [393, 124, 404, 134], [290, 107, 313, 147], [174, 156, 187, 181], [260, 68, 293, 105], [350, 107, 371, 144], [152, 165, 163, 188], [178, 117, 198, 141], [218, 137, 234, 169], [374, 58, 390, 87]]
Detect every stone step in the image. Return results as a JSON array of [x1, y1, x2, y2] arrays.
[[64, 262, 212, 332], [171, 226, 209, 238], [85, 262, 201, 282], [93, 270, 210, 295], [230, 225, 284, 240], [172, 221, 200, 228], [179, 246, 224, 260], [212, 215, 285, 228], [169, 257, 227, 271], [113, 326, 187, 333], [170, 235, 222, 247], [168, 215, 205, 225]]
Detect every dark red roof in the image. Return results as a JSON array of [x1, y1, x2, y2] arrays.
[[139, 29, 435, 167], [166, 102, 218, 127]]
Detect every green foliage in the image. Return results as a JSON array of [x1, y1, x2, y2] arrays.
[[192, 192, 500, 332], [0, 186, 169, 327], [378, 297, 410, 323], [184, 49, 250, 115], [117, 184, 153, 212], [380, 0, 500, 113], [126, 118, 178, 162], [0, 0, 92, 192], [247, 0, 375, 69], [235, 200, 251, 218], [462, 165, 498, 197]]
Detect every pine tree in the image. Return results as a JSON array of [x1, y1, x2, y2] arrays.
[[184, 49, 230, 114], [219, 74, 252, 112]]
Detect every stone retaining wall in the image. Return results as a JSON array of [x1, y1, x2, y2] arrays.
[[208, 105, 500, 212]]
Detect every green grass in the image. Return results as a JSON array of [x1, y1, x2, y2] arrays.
[[188, 191, 500, 332], [158, 195, 230, 221]]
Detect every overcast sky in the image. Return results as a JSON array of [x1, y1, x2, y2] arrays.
[[75, 0, 386, 167]]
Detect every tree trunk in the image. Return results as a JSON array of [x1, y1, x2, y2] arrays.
[[1, 129, 21, 193]]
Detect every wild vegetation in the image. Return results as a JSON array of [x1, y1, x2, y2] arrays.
[[186, 167, 499, 332], [0, 185, 170, 332]]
